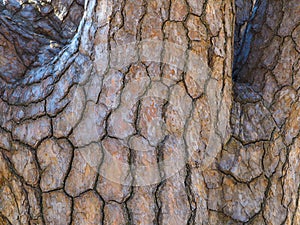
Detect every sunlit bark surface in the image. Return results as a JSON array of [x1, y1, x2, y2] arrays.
[[0, 0, 300, 224]]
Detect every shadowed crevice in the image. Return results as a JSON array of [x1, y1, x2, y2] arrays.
[[233, 0, 267, 86], [0, 0, 84, 83]]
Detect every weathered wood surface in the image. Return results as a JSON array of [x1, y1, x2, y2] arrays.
[[0, 0, 299, 224]]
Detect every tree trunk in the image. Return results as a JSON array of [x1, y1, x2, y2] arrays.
[[0, 0, 299, 224]]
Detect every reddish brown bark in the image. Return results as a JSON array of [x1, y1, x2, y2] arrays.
[[0, 0, 300, 224]]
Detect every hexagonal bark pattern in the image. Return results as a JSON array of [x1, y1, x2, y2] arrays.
[[1, 0, 300, 224]]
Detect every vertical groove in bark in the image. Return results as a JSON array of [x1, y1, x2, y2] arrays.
[[229, 0, 300, 224]]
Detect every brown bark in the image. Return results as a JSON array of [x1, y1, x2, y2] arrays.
[[0, 0, 299, 224]]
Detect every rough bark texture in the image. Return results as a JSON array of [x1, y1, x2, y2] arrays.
[[0, 0, 299, 224]]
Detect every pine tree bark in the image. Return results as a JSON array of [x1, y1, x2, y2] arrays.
[[0, 0, 299, 224]]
